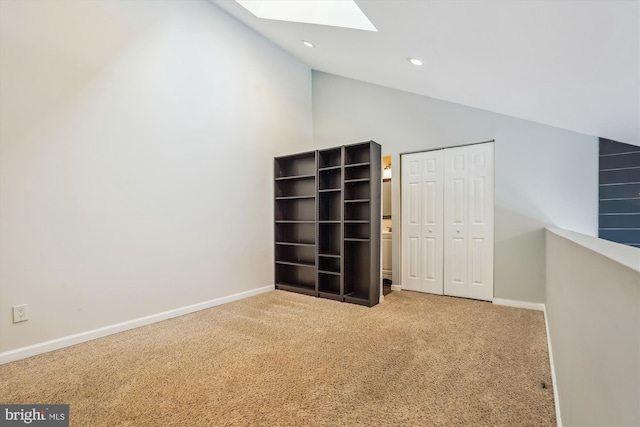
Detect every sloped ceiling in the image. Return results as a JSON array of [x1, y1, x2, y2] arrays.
[[212, 0, 639, 146]]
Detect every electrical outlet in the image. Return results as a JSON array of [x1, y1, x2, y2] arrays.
[[12, 304, 28, 323]]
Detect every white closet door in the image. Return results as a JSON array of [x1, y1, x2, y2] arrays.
[[401, 151, 444, 294], [443, 142, 494, 301]]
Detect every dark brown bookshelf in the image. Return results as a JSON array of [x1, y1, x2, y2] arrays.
[[274, 142, 381, 306]]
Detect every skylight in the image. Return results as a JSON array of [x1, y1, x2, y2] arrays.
[[234, 0, 377, 32]]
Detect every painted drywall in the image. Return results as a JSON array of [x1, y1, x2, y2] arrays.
[[0, 0, 313, 353], [313, 71, 598, 303], [546, 228, 640, 426]]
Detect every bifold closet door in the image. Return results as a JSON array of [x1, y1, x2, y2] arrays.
[[401, 150, 444, 294], [443, 143, 494, 301], [401, 142, 494, 302]]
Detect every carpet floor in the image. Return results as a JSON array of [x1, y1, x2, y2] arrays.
[[0, 290, 556, 426]]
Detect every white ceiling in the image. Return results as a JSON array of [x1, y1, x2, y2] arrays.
[[212, 0, 640, 145]]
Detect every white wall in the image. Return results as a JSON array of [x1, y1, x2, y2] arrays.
[[0, 0, 313, 353], [546, 228, 640, 426], [313, 71, 597, 303]]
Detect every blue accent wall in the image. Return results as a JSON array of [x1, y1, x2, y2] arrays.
[[599, 138, 640, 247]]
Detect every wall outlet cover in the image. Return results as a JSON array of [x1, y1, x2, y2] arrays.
[[13, 304, 28, 323]]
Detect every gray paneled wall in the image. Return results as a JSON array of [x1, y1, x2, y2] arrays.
[[599, 138, 640, 247]]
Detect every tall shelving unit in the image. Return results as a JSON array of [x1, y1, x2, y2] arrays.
[[274, 141, 381, 307], [343, 142, 381, 306], [274, 151, 317, 296]]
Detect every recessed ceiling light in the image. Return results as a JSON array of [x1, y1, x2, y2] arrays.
[[302, 40, 315, 48], [234, 0, 377, 32], [408, 57, 423, 66]]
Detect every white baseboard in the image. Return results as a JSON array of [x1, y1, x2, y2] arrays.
[[492, 298, 545, 311], [390, 284, 402, 291], [0, 285, 275, 365], [543, 304, 562, 427]]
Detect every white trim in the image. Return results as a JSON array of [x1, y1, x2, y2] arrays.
[[390, 284, 402, 291], [492, 298, 544, 311], [0, 285, 275, 365], [543, 304, 562, 427]]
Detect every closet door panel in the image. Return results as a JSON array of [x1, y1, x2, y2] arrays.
[[444, 147, 469, 298], [402, 154, 423, 292], [443, 143, 493, 301], [401, 151, 443, 294], [466, 143, 494, 301], [422, 150, 444, 294]]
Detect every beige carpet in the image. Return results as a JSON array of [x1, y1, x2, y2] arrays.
[[0, 290, 556, 426]]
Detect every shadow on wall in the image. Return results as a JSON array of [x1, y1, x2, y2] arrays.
[[0, 0, 149, 146], [494, 206, 547, 303]]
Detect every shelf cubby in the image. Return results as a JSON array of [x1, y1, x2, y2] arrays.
[[319, 168, 341, 191], [319, 223, 341, 256], [344, 180, 371, 201], [276, 244, 316, 266], [275, 222, 315, 245], [318, 147, 342, 169], [275, 198, 316, 222], [275, 177, 315, 198], [318, 255, 340, 273], [343, 240, 373, 306], [319, 191, 342, 221], [344, 222, 370, 240], [344, 201, 371, 221], [344, 164, 370, 182], [318, 272, 342, 300], [276, 263, 316, 296], [344, 143, 373, 166], [275, 151, 316, 179]]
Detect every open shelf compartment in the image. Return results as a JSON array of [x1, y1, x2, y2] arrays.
[[275, 198, 316, 222], [319, 223, 341, 256], [275, 222, 315, 245], [344, 142, 372, 166], [319, 191, 342, 221], [276, 263, 317, 296], [275, 151, 316, 179], [318, 147, 342, 169], [275, 177, 315, 198], [319, 169, 341, 191]]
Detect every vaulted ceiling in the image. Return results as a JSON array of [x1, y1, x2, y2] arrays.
[[213, 0, 639, 146]]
